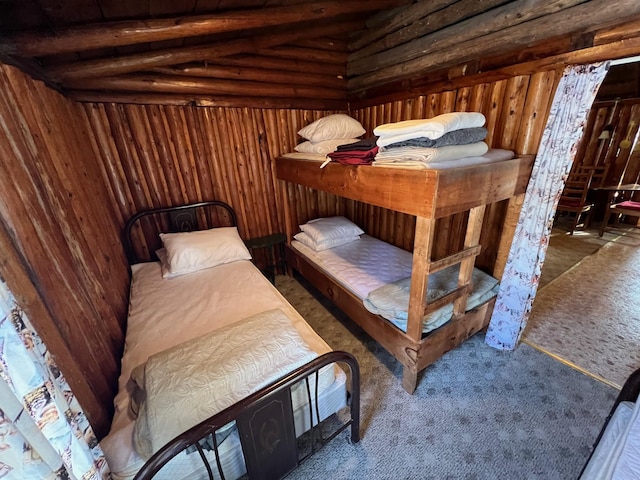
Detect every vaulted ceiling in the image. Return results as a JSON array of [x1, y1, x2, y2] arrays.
[[1, 0, 640, 108]]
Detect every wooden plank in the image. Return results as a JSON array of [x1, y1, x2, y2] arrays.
[[276, 156, 438, 217], [426, 244, 481, 273], [406, 216, 435, 341], [453, 205, 485, 317], [257, 45, 347, 65], [493, 193, 525, 279], [8, 1, 401, 56], [276, 156, 534, 219]]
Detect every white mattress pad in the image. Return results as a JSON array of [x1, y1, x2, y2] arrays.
[[101, 260, 339, 479], [291, 234, 414, 299]]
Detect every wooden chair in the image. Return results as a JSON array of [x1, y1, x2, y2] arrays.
[[599, 199, 640, 236], [556, 170, 595, 234]]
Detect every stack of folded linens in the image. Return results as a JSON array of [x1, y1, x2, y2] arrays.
[[372, 112, 491, 169]]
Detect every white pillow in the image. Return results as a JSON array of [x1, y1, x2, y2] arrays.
[[293, 232, 360, 251], [294, 138, 361, 155], [298, 114, 365, 143], [299, 217, 364, 244], [159, 227, 252, 278]]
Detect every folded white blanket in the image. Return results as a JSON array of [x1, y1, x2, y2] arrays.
[[373, 148, 514, 170], [374, 112, 486, 146], [131, 308, 318, 459], [363, 266, 499, 334], [373, 142, 488, 166]]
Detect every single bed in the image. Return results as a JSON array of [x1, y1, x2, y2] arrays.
[[276, 153, 534, 393], [100, 201, 359, 480], [580, 368, 640, 479]]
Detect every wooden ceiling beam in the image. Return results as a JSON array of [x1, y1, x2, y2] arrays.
[[256, 45, 347, 64], [152, 64, 346, 89], [348, 0, 587, 77], [6, 0, 405, 57], [348, 0, 640, 91], [46, 19, 361, 82], [204, 54, 346, 76], [65, 73, 347, 100], [348, 0, 453, 52], [68, 90, 346, 110], [349, 0, 509, 62]]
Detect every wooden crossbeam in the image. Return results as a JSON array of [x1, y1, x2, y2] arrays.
[[47, 19, 362, 82], [6, 0, 404, 57]]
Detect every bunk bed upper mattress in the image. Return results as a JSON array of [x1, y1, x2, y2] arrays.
[[102, 259, 344, 480]]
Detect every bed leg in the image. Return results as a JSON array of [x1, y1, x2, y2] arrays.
[[401, 367, 418, 394]]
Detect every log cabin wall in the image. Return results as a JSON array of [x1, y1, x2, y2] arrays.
[[0, 63, 130, 437]]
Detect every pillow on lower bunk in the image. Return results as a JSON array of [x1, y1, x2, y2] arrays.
[[299, 216, 364, 243], [159, 226, 252, 278], [293, 231, 360, 251]]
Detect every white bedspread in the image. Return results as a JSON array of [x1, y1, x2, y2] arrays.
[[132, 308, 318, 459], [581, 400, 640, 480], [101, 260, 336, 480]]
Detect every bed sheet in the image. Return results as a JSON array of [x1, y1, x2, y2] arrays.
[[291, 234, 498, 333], [101, 260, 344, 480]]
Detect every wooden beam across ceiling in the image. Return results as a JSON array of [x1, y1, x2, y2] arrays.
[[5, 0, 406, 57], [348, 0, 640, 92], [47, 19, 362, 82]]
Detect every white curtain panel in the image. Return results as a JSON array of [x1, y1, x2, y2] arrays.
[[0, 280, 109, 479], [485, 62, 610, 351]]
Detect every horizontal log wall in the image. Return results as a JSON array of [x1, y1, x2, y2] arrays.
[[0, 63, 129, 437]]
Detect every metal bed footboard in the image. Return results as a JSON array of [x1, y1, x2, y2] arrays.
[[133, 350, 360, 480]]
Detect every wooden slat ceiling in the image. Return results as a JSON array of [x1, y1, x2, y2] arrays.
[[1, 0, 640, 107]]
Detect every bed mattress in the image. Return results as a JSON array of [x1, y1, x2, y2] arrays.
[[291, 234, 414, 299], [581, 400, 640, 480], [291, 234, 499, 333], [101, 260, 346, 480]]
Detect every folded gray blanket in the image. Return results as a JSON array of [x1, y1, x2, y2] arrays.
[[381, 127, 487, 150]]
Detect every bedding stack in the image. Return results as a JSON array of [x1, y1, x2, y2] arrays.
[[372, 112, 512, 169], [294, 113, 365, 156]]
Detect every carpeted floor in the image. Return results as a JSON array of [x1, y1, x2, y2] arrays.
[[275, 274, 617, 480], [524, 226, 640, 388]]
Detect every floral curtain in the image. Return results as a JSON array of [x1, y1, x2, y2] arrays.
[[0, 279, 110, 479], [486, 62, 610, 351]]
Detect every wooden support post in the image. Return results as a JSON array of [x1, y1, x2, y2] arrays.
[[406, 216, 436, 341], [453, 205, 486, 317], [493, 193, 525, 279]]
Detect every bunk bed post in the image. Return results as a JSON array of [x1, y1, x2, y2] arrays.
[[403, 216, 436, 393], [493, 193, 525, 279], [453, 205, 486, 317]]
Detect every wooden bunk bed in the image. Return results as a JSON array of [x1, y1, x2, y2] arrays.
[[276, 155, 534, 394]]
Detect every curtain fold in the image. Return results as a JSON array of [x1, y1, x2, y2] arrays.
[[0, 279, 109, 479], [486, 62, 610, 351]]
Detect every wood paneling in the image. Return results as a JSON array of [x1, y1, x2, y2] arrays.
[[0, 63, 129, 437]]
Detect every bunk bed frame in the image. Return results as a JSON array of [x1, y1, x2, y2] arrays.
[[276, 155, 535, 393]]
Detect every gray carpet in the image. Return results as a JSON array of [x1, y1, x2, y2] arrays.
[[276, 274, 618, 480]]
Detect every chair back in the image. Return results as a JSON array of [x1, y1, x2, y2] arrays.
[[558, 170, 594, 208]]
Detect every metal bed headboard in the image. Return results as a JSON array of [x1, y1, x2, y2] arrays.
[[123, 200, 238, 265]]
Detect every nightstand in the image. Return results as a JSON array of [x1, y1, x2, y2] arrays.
[[244, 233, 287, 284]]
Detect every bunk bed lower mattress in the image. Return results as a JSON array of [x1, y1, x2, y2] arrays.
[[291, 234, 499, 334], [101, 260, 346, 480]]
